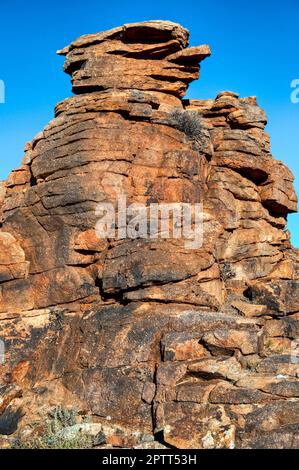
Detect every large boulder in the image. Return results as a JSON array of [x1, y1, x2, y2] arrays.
[[0, 20, 298, 449]]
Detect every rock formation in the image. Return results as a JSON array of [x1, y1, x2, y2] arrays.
[[0, 20, 299, 449]]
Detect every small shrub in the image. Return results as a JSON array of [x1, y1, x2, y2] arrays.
[[12, 429, 93, 449], [11, 406, 94, 449], [170, 109, 205, 142], [48, 405, 78, 428]]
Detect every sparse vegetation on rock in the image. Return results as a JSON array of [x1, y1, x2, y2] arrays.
[[170, 109, 205, 141], [11, 407, 94, 449]]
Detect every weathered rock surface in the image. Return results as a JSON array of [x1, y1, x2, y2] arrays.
[[0, 20, 299, 449]]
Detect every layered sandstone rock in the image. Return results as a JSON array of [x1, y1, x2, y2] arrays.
[[0, 20, 299, 449]]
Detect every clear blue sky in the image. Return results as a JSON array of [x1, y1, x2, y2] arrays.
[[1, 0, 298, 245]]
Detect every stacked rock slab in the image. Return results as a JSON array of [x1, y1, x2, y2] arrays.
[[0, 21, 299, 448]]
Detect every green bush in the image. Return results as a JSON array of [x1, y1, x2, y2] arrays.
[[48, 405, 78, 429], [11, 406, 94, 449]]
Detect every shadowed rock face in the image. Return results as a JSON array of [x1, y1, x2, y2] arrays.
[[1, 20, 299, 449]]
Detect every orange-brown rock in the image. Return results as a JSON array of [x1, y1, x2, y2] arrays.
[[0, 20, 299, 449], [57, 21, 210, 98]]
